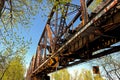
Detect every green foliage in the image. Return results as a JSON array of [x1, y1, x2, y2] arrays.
[[0, 31, 31, 79], [0, 1, 42, 80], [2, 56, 25, 80], [46, 0, 71, 4], [0, 0, 72, 29], [51, 69, 70, 80], [0, 24, 31, 79], [0, 0, 40, 29], [88, 0, 102, 12], [79, 69, 93, 80], [35, 0, 72, 21], [51, 68, 105, 80], [0, 0, 38, 79], [94, 75, 104, 80]]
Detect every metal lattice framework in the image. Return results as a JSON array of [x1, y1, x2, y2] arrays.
[[26, 0, 120, 80]]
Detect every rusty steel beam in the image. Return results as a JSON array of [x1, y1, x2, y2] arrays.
[[34, 0, 118, 74], [80, 0, 88, 25], [58, 45, 120, 70], [38, 1, 58, 45], [57, 4, 69, 42], [27, 0, 120, 79], [46, 24, 54, 53], [59, 0, 94, 37], [38, 3, 73, 46], [55, 0, 119, 55], [47, 5, 56, 24], [34, 46, 42, 68], [92, 46, 120, 58]]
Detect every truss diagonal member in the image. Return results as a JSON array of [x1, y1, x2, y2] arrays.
[[35, 46, 42, 67], [57, 4, 69, 38], [46, 24, 54, 54], [31, 55, 36, 73], [80, 0, 89, 25], [65, 3, 80, 9]]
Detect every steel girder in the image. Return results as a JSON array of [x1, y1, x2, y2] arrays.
[[26, 0, 120, 79]]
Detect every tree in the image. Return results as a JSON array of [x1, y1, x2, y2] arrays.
[[51, 69, 70, 80], [88, 0, 102, 9], [70, 70, 79, 80], [0, 31, 31, 80], [0, 11, 31, 79], [71, 68, 104, 80], [0, 0, 81, 80], [78, 69, 93, 80], [0, 0, 72, 28], [1, 56, 25, 80], [91, 52, 120, 80], [0, 0, 40, 26], [0, 0, 36, 79]]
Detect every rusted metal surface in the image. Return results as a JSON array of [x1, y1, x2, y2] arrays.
[[26, 0, 120, 80], [80, 0, 88, 25]]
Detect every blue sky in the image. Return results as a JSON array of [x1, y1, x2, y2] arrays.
[[24, 1, 95, 77], [24, 0, 99, 75], [24, 0, 81, 68], [24, 0, 107, 73], [25, 13, 46, 67], [24, 0, 103, 72], [23, 1, 120, 80]]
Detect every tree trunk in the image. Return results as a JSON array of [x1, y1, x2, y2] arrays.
[[0, 0, 5, 16]]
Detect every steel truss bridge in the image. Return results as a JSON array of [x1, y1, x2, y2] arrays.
[[26, 0, 120, 80]]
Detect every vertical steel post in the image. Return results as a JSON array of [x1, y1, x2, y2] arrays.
[[46, 24, 54, 54], [80, 0, 88, 26]]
